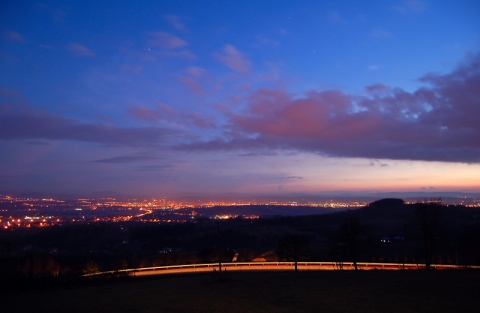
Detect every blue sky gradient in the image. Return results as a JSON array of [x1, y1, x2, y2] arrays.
[[1, 0, 479, 198]]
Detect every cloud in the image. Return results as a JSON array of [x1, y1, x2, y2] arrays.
[[137, 164, 173, 172], [184, 66, 207, 78], [129, 103, 215, 128], [181, 52, 480, 163], [147, 31, 196, 59], [215, 45, 252, 73], [255, 35, 280, 48], [178, 66, 208, 94], [369, 160, 389, 167], [0, 87, 24, 98], [364, 83, 390, 95], [370, 28, 392, 39], [67, 43, 94, 57], [148, 31, 187, 49], [178, 77, 204, 95], [273, 176, 303, 180], [395, 0, 427, 14], [4, 30, 26, 42], [328, 11, 345, 24], [93, 155, 161, 163], [164, 15, 186, 31], [0, 105, 178, 146], [119, 65, 143, 73]]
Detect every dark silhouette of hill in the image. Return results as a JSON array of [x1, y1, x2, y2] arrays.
[[354, 198, 414, 234], [368, 198, 405, 207]]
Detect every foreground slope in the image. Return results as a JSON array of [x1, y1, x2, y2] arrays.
[[2, 271, 479, 313]]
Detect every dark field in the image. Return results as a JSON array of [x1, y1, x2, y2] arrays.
[[3, 270, 479, 313]]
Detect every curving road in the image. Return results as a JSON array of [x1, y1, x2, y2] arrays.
[[84, 262, 479, 278]]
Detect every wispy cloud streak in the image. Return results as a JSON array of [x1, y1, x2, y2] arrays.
[[0, 107, 178, 146], [215, 45, 251, 73], [67, 43, 94, 57]]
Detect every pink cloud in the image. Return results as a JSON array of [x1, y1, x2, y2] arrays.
[[182, 52, 480, 163], [178, 66, 208, 94], [67, 43, 94, 57], [164, 15, 186, 31], [184, 66, 206, 78], [186, 112, 215, 128], [147, 32, 196, 60], [215, 45, 251, 73], [148, 31, 187, 49], [128, 107, 159, 121], [178, 77, 204, 95]]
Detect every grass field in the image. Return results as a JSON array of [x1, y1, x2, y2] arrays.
[[3, 270, 479, 313]]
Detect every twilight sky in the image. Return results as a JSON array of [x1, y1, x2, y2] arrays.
[[1, 0, 479, 199]]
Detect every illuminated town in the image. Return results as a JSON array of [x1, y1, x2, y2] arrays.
[[1, 194, 479, 230]]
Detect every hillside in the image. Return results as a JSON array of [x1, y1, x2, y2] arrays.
[[1, 199, 479, 282]]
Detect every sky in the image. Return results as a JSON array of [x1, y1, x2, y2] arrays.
[[1, 0, 479, 199]]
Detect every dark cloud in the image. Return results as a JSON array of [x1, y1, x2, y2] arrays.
[[136, 164, 174, 172], [369, 160, 389, 167], [129, 103, 215, 128], [180, 52, 480, 163], [237, 151, 279, 157], [0, 106, 179, 147], [273, 176, 303, 180], [25, 141, 52, 146], [93, 156, 162, 163]]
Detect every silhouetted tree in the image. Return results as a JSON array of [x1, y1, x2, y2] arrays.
[[82, 260, 100, 275], [278, 234, 310, 272], [17, 254, 61, 279], [212, 221, 234, 280], [415, 202, 442, 270], [337, 215, 366, 271], [216, 221, 222, 274]]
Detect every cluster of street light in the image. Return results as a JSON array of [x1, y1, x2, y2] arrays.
[[1, 194, 479, 229]]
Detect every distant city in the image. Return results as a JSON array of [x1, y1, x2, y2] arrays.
[[1, 194, 479, 230]]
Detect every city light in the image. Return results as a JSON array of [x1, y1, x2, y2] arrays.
[[0, 194, 478, 229]]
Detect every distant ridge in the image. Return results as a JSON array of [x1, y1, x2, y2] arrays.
[[369, 198, 405, 207], [357, 198, 415, 221]]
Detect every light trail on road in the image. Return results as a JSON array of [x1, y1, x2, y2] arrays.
[[83, 262, 480, 278]]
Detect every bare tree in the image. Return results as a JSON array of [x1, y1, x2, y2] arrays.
[[415, 202, 442, 270], [337, 215, 366, 271], [278, 234, 310, 272], [82, 260, 100, 275]]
